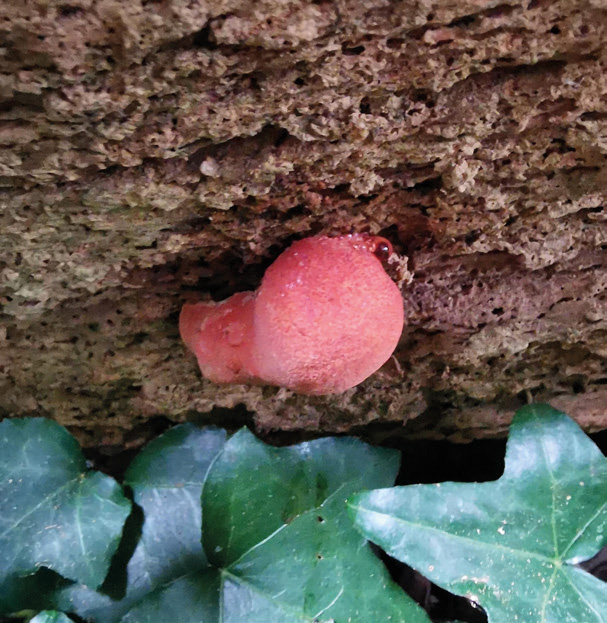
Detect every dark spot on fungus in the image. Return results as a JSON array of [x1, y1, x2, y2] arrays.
[[374, 241, 391, 262]]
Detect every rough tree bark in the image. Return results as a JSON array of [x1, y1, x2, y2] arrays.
[[2, 0, 607, 447]]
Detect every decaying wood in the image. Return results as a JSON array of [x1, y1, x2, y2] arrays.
[[2, 0, 607, 445]]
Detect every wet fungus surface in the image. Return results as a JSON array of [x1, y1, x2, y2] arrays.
[[180, 235, 405, 395]]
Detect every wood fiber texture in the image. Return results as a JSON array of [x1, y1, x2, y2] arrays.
[[2, 0, 607, 445]]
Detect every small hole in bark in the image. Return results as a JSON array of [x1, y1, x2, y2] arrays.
[[333, 183, 350, 193], [572, 379, 585, 394], [449, 14, 475, 27], [192, 25, 217, 49], [465, 231, 480, 245], [342, 44, 365, 55], [59, 5, 83, 16]]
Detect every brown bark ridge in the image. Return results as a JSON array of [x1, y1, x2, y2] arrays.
[[2, 0, 607, 446]]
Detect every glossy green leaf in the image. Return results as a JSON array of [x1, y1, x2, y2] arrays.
[[53, 425, 227, 622], [0, 418, 130, 592], [121, 568, 219, 623], [350, 404, 607, 623], [30, 611, 73, 623], [122, 428, 429, 623], [0, 568, 69, 614], [124, 424, 228, 587]]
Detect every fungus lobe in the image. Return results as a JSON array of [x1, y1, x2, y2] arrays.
[[179, 234, 404, 395]]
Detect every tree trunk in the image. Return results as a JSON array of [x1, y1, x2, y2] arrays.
[[2, 0, 607, 446]]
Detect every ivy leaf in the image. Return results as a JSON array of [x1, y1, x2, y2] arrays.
[[0, 418, 130, 592], [53, 425, 227, 622], [0, 568, 70, 614], [122, 428, 429, 623], [122, 424, 228, 589], [30, 611, 74, 623], [350, 404, 607, 623], [120, 568, 219, 622]]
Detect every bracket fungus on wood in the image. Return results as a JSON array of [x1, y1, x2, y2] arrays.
[[180, 234, 405, 395]]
